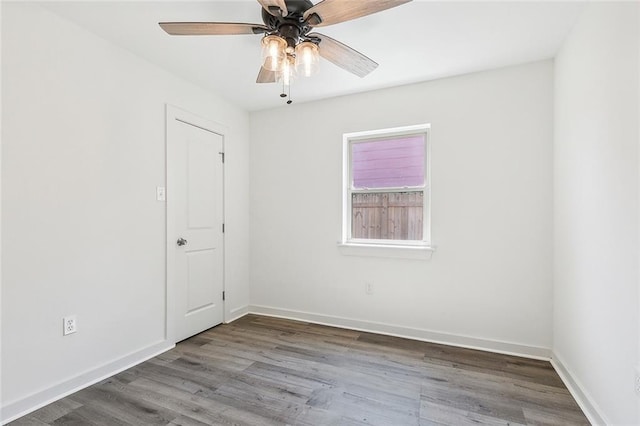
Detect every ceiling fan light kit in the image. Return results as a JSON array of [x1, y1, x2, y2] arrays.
[[159, 0, 412, 104]]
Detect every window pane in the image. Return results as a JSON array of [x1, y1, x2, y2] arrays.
[[352, 135, 424, 189], [351, 192, 423, 240]]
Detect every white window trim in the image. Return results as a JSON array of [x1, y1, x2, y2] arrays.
[[337, 242, 435, 260], [340, 124, 433, 257]]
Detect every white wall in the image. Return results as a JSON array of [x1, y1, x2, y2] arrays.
[[1, 3, 250, 421], [553, 2, 639, 425], [0, 0, 4, 417], [249, 61, 554, 356]]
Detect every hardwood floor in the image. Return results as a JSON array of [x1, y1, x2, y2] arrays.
[[10, 315, 589, 425]]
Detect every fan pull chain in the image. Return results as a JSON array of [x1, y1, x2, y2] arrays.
[[278, 79, 293, 104], [280, 78, 286, 98]]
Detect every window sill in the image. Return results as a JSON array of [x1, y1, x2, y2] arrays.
[[337, 242, 435, 260]]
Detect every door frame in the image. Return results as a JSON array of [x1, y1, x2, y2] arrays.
[[165, 104, 226, 344]]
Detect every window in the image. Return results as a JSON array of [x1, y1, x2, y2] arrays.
[[342, 124, 431, 249]]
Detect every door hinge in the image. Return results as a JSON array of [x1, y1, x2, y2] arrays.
[[219, 151, 225, 163], [222, 291, 226, 301], [222, 223, 225, 233]]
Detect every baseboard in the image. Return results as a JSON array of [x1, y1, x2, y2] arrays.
[[248, 304, 551, 360], [550, 352, 607, 425], [226, 304, 249, 323], [1, 340, 174, 425]]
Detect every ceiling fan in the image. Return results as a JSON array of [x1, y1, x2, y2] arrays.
[[159, 0, 412, 102]]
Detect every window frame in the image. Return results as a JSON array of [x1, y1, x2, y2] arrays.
[[341, 124, 431, 248]]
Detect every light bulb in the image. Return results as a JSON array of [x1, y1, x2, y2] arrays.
[[280, 54, 295, 86], [261, 35, 286, 72], [295, 41, 319, 77]]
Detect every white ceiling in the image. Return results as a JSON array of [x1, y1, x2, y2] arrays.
[[40, 1, 586, 112]]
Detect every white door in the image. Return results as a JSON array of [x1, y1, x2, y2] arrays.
[[168, 110, 224, 342]]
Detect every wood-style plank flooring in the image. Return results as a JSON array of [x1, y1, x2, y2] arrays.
[[10, 315, 589, 425]]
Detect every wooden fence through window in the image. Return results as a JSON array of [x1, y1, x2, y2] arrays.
[[351, 192, 423, 240]]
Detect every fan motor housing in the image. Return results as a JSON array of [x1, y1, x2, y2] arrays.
[[261, 0, 314, 27], [279, 24, 301, 47]]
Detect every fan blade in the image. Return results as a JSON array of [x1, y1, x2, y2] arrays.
[[258, 0, 288, 17], [159, 22, 268, 36], [309, 32, 378, 78], [304, 0, 411, 27], [256, 66, 277, 83]]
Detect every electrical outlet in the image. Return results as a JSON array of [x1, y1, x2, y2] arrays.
[[365, 282, 374, 295], [63, 315, 77, 336], [635, 369, 640, 396]]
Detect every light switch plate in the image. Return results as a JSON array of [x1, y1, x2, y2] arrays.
[[156, 186, 166, 201]]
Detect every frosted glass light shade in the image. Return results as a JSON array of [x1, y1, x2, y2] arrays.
[[295, 41, 319, 77], [261, 35, 286, 71]]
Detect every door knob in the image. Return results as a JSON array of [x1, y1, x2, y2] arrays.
[[177, 237, 188, 246]]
